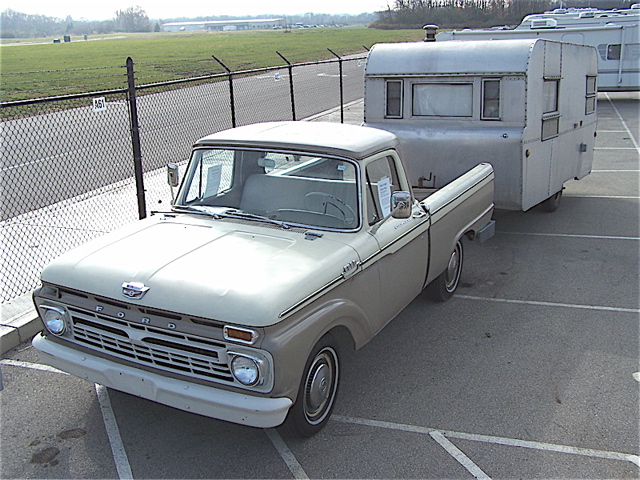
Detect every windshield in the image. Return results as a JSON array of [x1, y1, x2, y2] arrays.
[[174, 148, 360, 230]]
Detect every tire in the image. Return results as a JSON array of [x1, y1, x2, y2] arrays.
[[426, 239, 463, 302], [286, 334, 340, 437], [542, 189, 562, 213]]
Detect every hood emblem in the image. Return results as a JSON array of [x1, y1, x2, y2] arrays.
[[122, 282, 150, 300]]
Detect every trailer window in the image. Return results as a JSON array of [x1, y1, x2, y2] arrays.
[[607, 44, 621, 60], [412, 83, 473, 117], [481, 79, 501, 120], [542, 117, 559, 140], [585, 76, 597, 115], [542, 79, 559, 114], [542, 79, 560, 141], [385, 80, 403, 118]]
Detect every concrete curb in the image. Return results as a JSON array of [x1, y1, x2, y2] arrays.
[[1, 291, 41, 354]]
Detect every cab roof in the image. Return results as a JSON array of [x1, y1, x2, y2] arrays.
[[194, 121, 399, 161]]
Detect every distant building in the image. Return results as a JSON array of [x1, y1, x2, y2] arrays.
[[162, 18, 285, 32]]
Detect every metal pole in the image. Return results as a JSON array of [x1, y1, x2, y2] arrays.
[[126, 57, 147, 220], [276, 51, 296, 121], [212, 55, 236, 128], [327, 49, 344, 124]]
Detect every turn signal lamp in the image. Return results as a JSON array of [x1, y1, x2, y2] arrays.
[[223, 326, 258, 345]]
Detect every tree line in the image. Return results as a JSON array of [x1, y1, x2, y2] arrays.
[[370, 0, 635, 29], [0, 7, 375, 39], [1, 7, 158, 38]]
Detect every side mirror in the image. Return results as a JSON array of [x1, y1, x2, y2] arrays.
[[391, 191, 412, 219], [167, 163, 179, 187]]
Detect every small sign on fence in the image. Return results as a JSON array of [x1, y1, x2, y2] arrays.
[[92, 97, 107, 112]]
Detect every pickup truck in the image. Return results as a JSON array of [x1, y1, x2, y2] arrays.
[[32, 121, 495, 436]]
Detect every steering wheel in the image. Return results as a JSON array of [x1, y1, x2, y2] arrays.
[[304, 192, 356, 224]]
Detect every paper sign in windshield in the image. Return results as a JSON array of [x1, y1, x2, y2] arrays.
[[378, 176, 392, 217], [205, 164, 223, 197]]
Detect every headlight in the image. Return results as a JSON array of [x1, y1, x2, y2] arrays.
[[41, 305, 68, 335], [230, 354, 260, 386]]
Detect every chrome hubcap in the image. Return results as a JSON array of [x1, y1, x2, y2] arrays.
[[445, 249, 460, 290]]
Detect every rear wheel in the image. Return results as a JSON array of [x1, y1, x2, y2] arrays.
[[427, 239, 463, 302], [286, 334, 340, 437], [542, 189, 562, 213]]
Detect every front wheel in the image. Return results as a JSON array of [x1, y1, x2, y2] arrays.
[[426, 239, 463, 302], [285, 334, 340, 437]]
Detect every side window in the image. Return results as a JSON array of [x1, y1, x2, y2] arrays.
[[585, 76, 597, 115], [607, 44, 621, 60], [365, 156, 401, 225], [385, 80, 403, 118], [412, 83, 473, 117], [482, 78, 501, 120], [542, 79, 560, 141]]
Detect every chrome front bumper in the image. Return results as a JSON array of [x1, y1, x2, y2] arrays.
[[32, 333, 292, 428]]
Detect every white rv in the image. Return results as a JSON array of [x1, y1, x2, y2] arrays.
[[436, 4, 639, 91], [364, 39, 598, 211]]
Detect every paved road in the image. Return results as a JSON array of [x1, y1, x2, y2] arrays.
[[0, 58, 366, 221], [1, 92, 638, 479]]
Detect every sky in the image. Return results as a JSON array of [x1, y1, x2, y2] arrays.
[[4, 0, 391, 20]]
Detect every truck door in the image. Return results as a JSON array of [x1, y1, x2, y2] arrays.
[[363, 154, 430, 332]]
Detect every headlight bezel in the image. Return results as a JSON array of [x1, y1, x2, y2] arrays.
[[229, 352, 266, 387], [39, 304, 70, 336]]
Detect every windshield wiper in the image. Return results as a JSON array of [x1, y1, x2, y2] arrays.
[[222, 209, 291, 229], [170, 205, 222, 219], [165, 206, 290, 229]]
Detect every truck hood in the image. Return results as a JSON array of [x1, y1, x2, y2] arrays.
[[41, 216, 360, 327]]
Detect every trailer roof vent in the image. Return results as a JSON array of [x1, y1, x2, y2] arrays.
[[531, 18, 558, 28], [423, 24, 439, 41]]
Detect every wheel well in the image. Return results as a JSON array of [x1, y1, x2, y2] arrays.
[[327, 325, 356, 354]]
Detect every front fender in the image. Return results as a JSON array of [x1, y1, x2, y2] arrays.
[[262, 297, 373, 401]]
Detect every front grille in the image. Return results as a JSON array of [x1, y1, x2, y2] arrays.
[[69, 309, 235, 383], [37, 284, 273, 392]]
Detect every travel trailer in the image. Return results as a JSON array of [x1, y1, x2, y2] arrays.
[[435, 4, 639, 91], [364, 39, 598, 211]]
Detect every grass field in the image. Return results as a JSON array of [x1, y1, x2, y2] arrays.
[[1, 27, 424, 102]]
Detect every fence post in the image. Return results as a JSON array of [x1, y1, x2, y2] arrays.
[[276, 51, 296, 121], [212, 55, 236, 128], [327, 49, 344, 124], [126, 57, 147, 220]]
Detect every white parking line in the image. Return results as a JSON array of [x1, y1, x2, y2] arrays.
[[333, 416, 640, 467], [430, 431, 492, 479], [594, 147, 639, 150], [455, 294, 640, 314], [265, 429, 309, 480], [96, 384, 134, 480], [497, 231, 640, 241], [0, 358, 67, 374], [0, 360, 134, 479], [604, 93, 640, 152], [567, 195, 639, 199]]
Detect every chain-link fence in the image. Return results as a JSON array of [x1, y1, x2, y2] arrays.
[[0, 52, 367, 303]]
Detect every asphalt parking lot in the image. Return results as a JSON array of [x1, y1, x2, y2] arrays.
[[1, 92, 638, 479]]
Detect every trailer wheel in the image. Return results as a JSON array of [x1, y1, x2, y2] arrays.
[[427, 239, 463, 302], [542, 189, 562, 213], [286, 334, 340, 437]]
